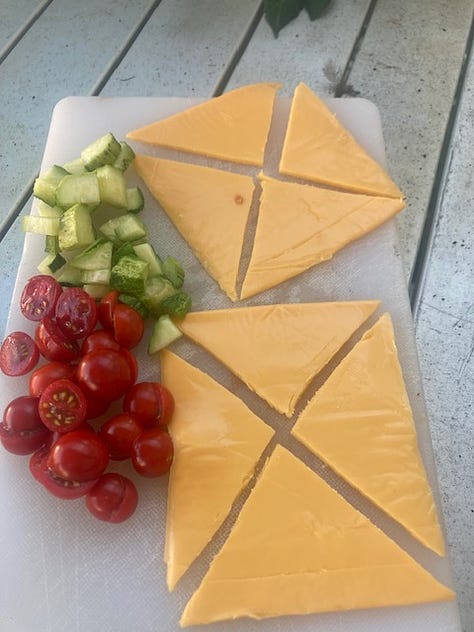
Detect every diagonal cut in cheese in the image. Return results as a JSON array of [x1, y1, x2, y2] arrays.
[[160, 350, 274, 591], [134, 154, 255, 301], [240, 174, 405, 300], [180, 445, 454, 627], [292, 312, 446, 556], [178, 301, 379, 417], [279, 82, 404, 198], [127, 83, 281, 166]]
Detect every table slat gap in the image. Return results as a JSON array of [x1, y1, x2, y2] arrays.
[[0, 0, 54, 66], [0, 175, 36, 244]]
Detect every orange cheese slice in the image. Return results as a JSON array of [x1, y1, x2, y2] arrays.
[[134, 154, 255, 301], [127, 83, 280, 165], [181, 445, 454, 627], [292, 313, 445, 556], [160, 350, 274, 591], [178, 301, 379, 417], [240, 174, 405, 300], [279, 82, 404, 198]]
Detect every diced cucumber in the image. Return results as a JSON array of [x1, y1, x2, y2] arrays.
[[57, 264, 83, 286], [126, 187, 144, 213], [99, 213, 147, 243], [58, 204, 95, 251], [44, 234, 60, 255], [162, 255, 185, 288], [37, 252, 67, 275], [22, 215, 60, 236], [118, 294, 149, 319], [112, 242, 136, 265], [33, 165, 69, 207], [81, 132, 121, 171], [140, 276, 178, 316], [63, 157, 86, 174], [159, 291, 192, 319], [148, 315, 182, 354], [83, 284, 110, 299], [81, 268, 111, 285], [110, 255, 149, 294], [113, 142, 135, 171], [37, 201, 63, 219], [96, 165, 128, 208], [133, 243, 163, 276], [70, 238, 113, 270], [55, 172, 101, 210]]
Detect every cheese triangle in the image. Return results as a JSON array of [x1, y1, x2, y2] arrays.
[[127, 83, 280, 166], [241, 174, 405, 300], [178, 301, 379, 417], [279, 82, 404, 198], [181, 445, 454, 626], [292, 313, 445, 556], [160, 350, 274, 591], [134, 154, 255, 301]]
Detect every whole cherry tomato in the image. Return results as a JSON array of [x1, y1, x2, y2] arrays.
[[0, 331, 39, 376], [123, 382, 175, 428], [20, 275, 62, 321], [86, 473, 138, 523], [38, 378, 87, 433], [131, 428, 173, 478], [35, 317, 80, 363], [81, 330, 120, 355], [47, 429, 109, 482], [112, 303, 145, 349], [29, 361, 76, 397], [76, 349, 134, 402], [98, 290, 120, 331], [99, 413, 143, 460], [0, 395, 50, 455], [55, 287, 98, 340]]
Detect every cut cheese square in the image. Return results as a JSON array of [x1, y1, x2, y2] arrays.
[[181, 445, 454, 627], [178, 301, 379, 417], [160, 350, 274, 591], [240, 174, 405, 300], [279, 82, 404, 199], [127, 82, 281, 166], [292, 312, 446, 556], [134, 154, 255, 301]]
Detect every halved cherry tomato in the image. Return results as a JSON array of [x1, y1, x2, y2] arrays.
[[99, 413, 143, 460], [38, 379, 87, 433], [55, 287, 98, 340], [81, 330, 120, 355], [112, 303, 145, 349], [0, 395, 50, 455], [20, 275, 62, 321], [0, 331, 39, 376], [76, 349, 134, 402], [47, 429, 109, 482], [131, 428, 173, 477], [29, 361, 76, 397], [30, 443, 98, 499], [98, 290, 120, 331], [86, 473, 138, 523], [35, 317, 80, 363], [123, 382, 175, 428]]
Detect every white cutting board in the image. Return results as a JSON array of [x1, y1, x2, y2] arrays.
[[0, 96, 462, 632]]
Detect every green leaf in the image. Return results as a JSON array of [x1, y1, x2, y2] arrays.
[[303, 0, 331, 20], [264, 0, 304, 37]]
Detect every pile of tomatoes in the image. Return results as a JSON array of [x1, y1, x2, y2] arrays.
[[0, 275, 174, 523]]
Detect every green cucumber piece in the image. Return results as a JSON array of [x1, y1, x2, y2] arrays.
[[58, 204, 95, 251], [133, 243, 163, 276], [81, 268, 111, 285], [44, 234, 60, 255], [118, 294, 149, 319], [112, 242, 136, 265], [113, 142, 135, 171], [159, 291, 192, 319], [126, 186, 144, 213], [99, 213, 147, 243], [37, 202, 63, 219], [140, 276, 178, 316], [148, 315, 182, 354], [56, 172, 101, 210], [81, 132, 121, 171], [83, 284, 110, 299], [33, 165, 69, 207], [63, 157, 86, 174], [22, 215, 60, 236], [37, 252, 67, 275], [162, 255, 185, 288], [96, 165, 128, 208], [57, 264, 83, 286], [110, 255, 149, 294], [70, 238, 113, 271]]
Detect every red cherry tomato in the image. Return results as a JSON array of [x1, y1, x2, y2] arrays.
[[76, 349, 134, 402], [112, 303, 145, 349], [0, 331, 39, 376], [99, 413, 143, 460], [20, 275, 62, 321], [0, 396, 50, 455], [121, 348, 138, 384], [29, 361, 76, 397], [35, 317, 80, 363], [98, 290, 120, 331], [84, 395, 110, 421], [38, 379, 87, 433], [29, 443, 98, 499], [86, 473, 138, 523], [55, 287, 98, 340], [81, 330, 120, 355], [131, 428, 173, 477], [47, 429, 109, 482], [123, 382, 175, 428]]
